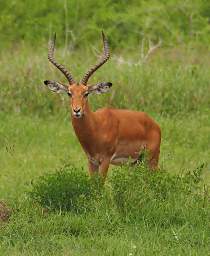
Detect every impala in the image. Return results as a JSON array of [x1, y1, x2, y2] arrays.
[[44, 32, 161, 180]]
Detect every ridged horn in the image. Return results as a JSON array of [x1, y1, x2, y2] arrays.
[[48, 33, 75, 85], [80, 31, 110, 85]]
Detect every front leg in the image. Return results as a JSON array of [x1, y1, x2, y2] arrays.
[[99, 157, 110, 181], [88, 160, 99, 176]]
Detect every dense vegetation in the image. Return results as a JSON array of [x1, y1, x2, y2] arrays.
[[0, 1, 210, 255], [1, 0, 210, 50]]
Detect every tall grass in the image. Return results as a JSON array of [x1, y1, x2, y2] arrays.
[[0, 45, 209, 117]]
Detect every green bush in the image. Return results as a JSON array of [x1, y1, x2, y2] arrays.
[[109, 163, 209, 227], [30, 163, 209, 229], [30, 163, 103, 213]]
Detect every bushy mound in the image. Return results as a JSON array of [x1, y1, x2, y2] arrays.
[[30, 164, 103, 213], [110, 164, 208, 227], [30, 163, 209, 229]]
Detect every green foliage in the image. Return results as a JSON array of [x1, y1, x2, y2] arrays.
[[0, 47, 209, 118], [1, 0, 210, 50], [30, 163, 103, 213], [29, 163, 209, 228], [21, 162, 209, 254], [110, 163, 208, 226]]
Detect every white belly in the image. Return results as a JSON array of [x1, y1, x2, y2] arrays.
[[110, 141, 146, 165], [110, 153, 138, 165]]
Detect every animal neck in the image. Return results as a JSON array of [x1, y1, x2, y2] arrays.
[[71, 102, 97, 155]]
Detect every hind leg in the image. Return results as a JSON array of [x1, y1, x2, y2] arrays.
[[147, 130, 161, 170], [148, 146, 160, 170]]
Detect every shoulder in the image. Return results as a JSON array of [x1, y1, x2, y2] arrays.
[[95, 107, 114, 117], [94, 108, 119, 127]]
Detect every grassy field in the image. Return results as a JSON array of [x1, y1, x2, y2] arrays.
[[0, 45, 209, 255]]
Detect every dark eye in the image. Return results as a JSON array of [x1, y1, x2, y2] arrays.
[[84, 92, 89, 97], [67, 92, 72, 97]]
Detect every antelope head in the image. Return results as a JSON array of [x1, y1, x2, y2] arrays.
[[44, 32, 112, 118]]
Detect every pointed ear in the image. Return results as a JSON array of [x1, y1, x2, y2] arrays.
[[88, 82, 112, 95], [43, 80, 68, 94]]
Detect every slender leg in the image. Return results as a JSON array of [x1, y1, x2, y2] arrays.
[[148, 147, 160, 170], [88, 160, 99, 176], [147, 130, 161, 171], [99, 157, 110, 181]]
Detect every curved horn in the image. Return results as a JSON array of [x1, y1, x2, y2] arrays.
[[80, 31, 110, 85], [48, 33, 75, 85]]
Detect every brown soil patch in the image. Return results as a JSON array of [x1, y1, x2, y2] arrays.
[[0, 201, 11, 222]]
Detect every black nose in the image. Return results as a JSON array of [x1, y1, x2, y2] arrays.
[[74, 108, 81, 113]]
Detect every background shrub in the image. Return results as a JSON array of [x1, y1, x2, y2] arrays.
[[1, 0, 210, 50]]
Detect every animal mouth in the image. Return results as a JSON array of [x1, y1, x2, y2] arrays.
[[73, 112, 83, 118]]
